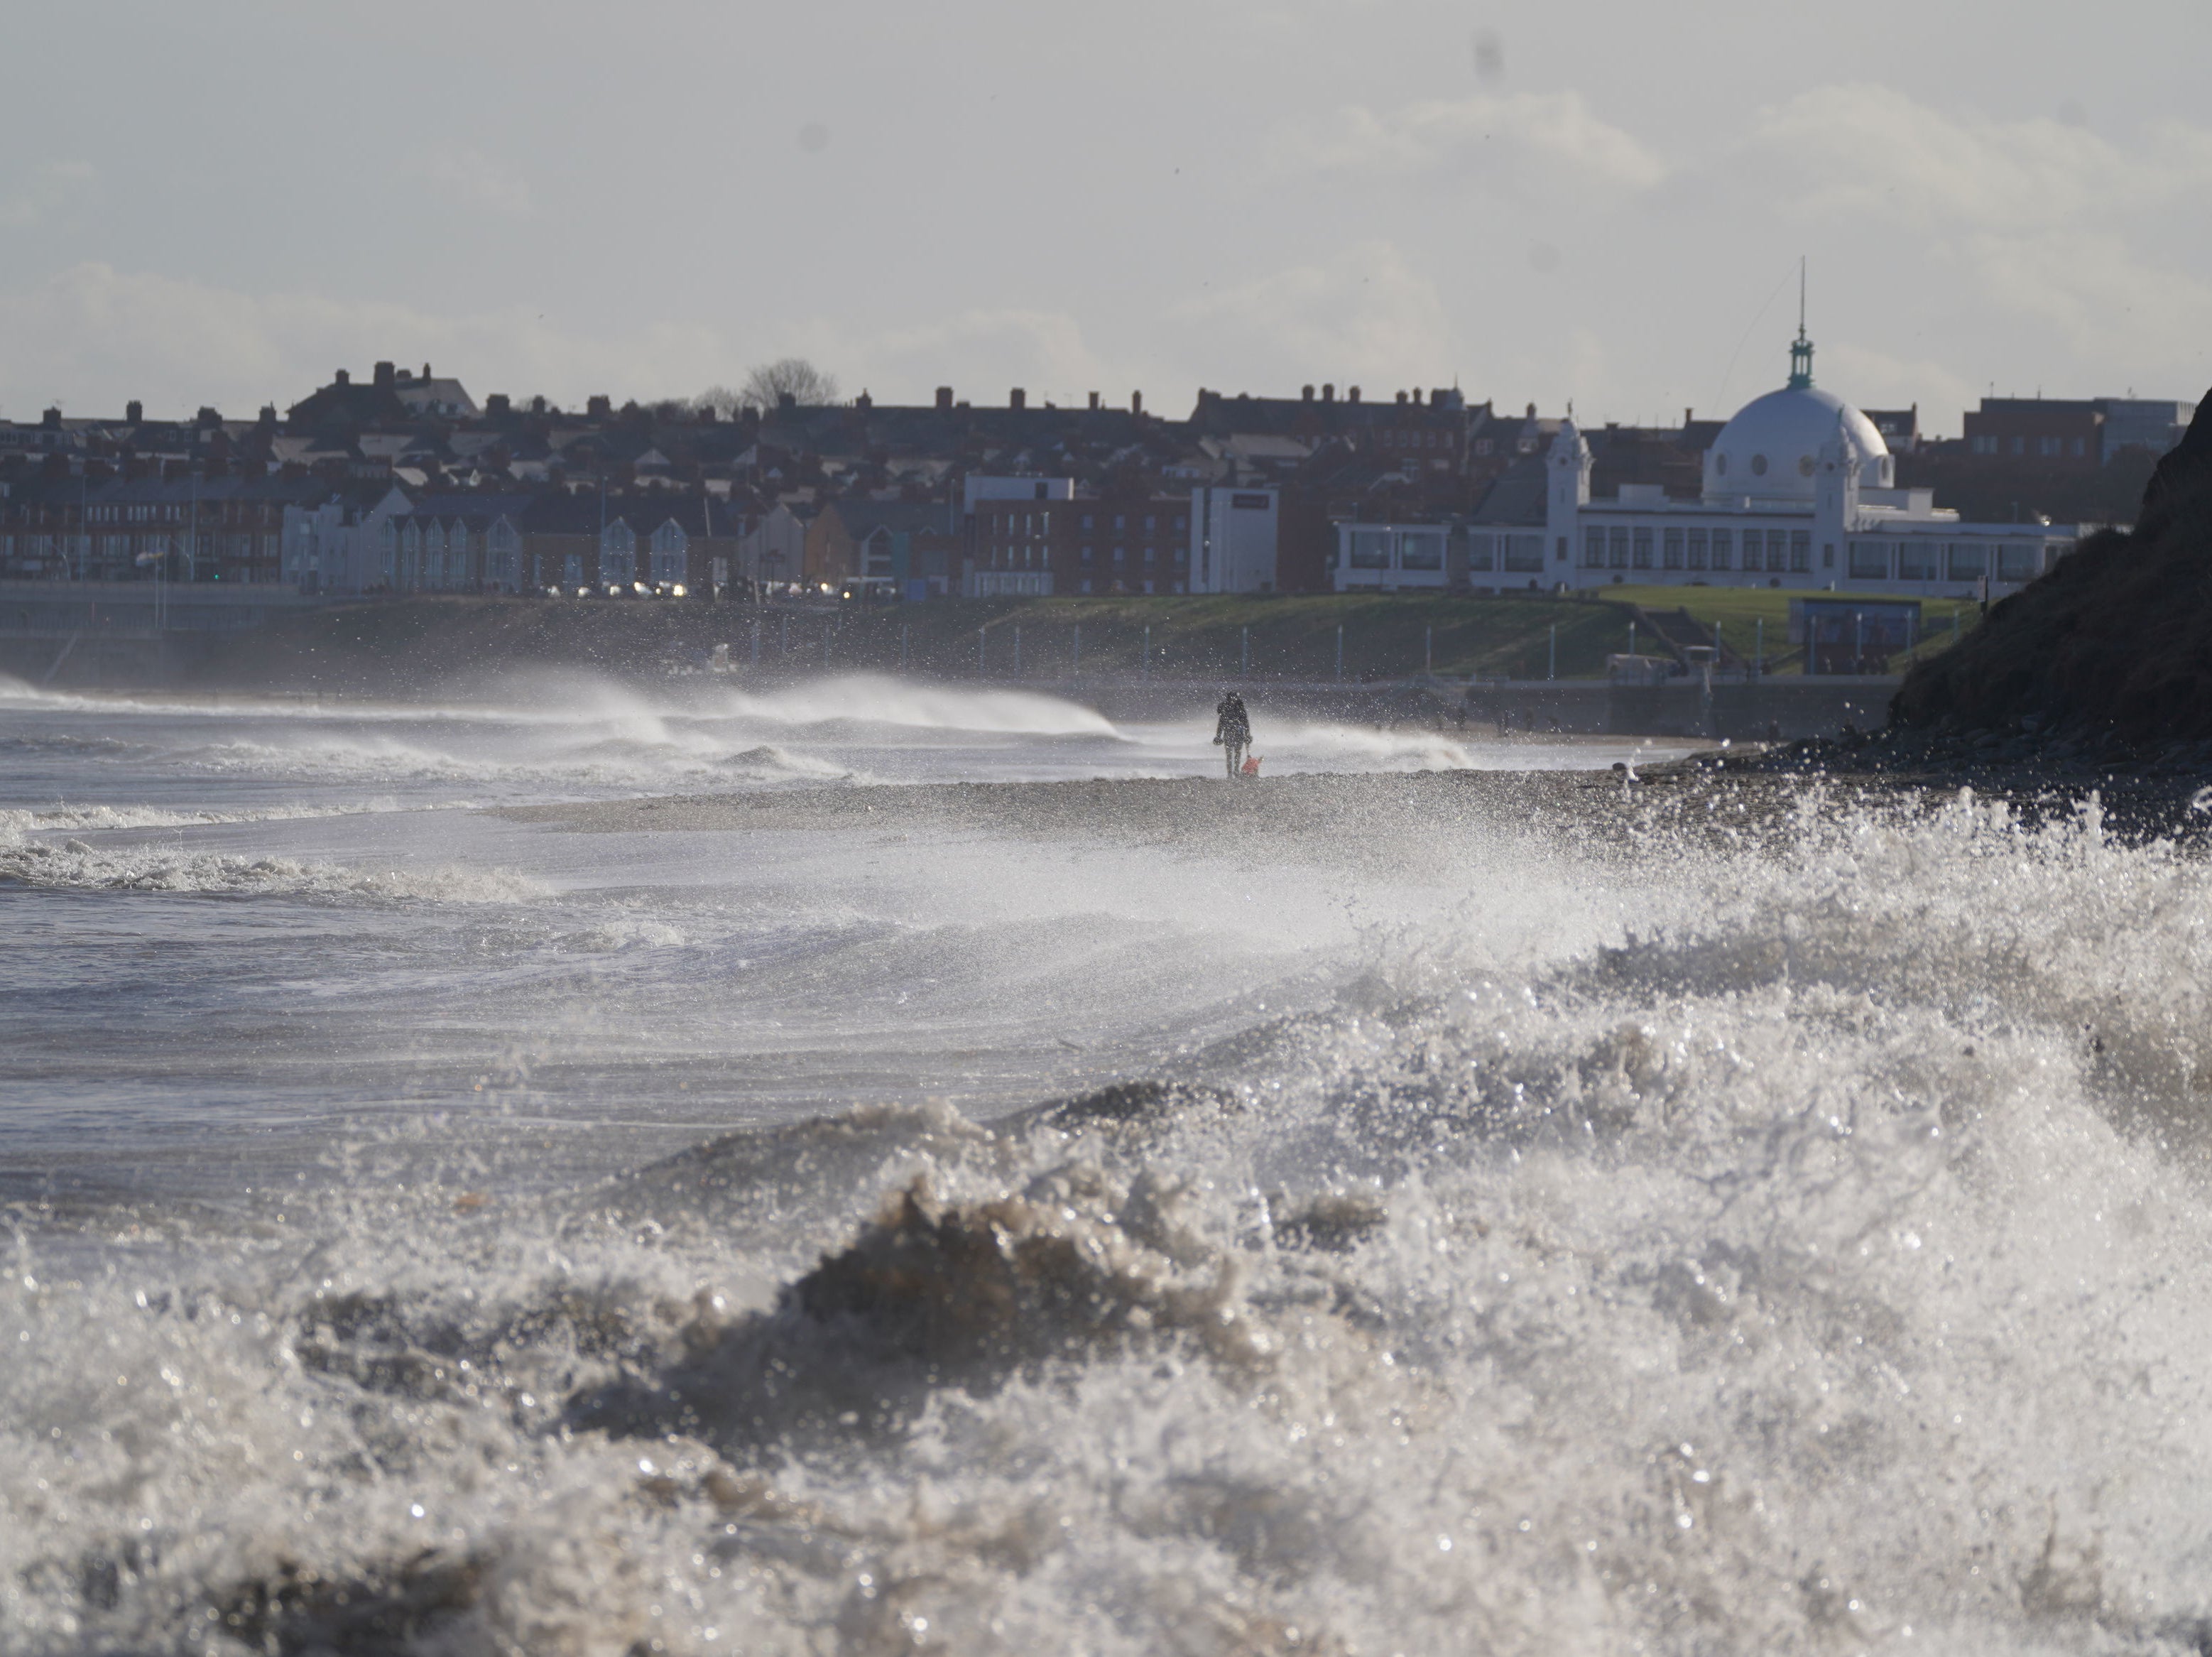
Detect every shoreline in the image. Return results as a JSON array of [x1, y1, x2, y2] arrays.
[[495, 749, 2212, 855]]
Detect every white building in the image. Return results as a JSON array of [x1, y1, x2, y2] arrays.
[[280, 485, 411, 594], [1189, 484, 1280, 593], [1547, 333, 2078, 597]]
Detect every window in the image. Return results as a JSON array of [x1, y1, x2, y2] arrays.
[[1349, 530, 1390, 570], [1608, 527, 1628, 569], [2010, 436, 2026, 456], [2039, 436, 2061, 457], [1899, 540, 1938, 580], [1080, 545, 1094, 563], [1789, 531, 1809, 572], [1946, 543, 1988, 580], [1583, 527, 1605, 568], [1173, 545, 1186, 563], [1822, 543, 1834, 569], [1662, 528, 1684, 570], [1998, 543, 2042, 582], [1112, 545, 1126, 563], [1174, 515, 1187, 531], [1848, 540, 1890, 580], [1687, 528, 1708, 570], [1113, 514, 1126, 530], [1633, 528, 1653, 569], [1468, 532, 1495, 572], [1503, 533, 1546, 572], [1079, 578, 1093, 594], [1710, 528, 1731, 571], [1399, 531, 1444, 571], [1081, 514, 1095, 529], [1143, 545, 1156, 563], [1143, 514, 1156, 530], [1142, 579, 1155, 594]]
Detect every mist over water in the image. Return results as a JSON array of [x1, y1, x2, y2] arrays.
[[6, 671, 2203, 1653]]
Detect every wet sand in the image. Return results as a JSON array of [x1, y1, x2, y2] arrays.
[[494, 762, 1944, 873]]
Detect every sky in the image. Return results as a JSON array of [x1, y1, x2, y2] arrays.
[[3, 0, 2209, 435]]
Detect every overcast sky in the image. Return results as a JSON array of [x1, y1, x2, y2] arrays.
[[3, 0, 2208, 435]]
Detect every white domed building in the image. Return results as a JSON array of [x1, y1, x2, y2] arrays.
[[1543, 331, 2078, 597]]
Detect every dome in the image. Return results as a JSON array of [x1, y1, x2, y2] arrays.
[[1703, 349, 1891, 501]]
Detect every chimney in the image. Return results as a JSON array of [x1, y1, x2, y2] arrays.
[[1684, 406, 1693, 426], [1010, 388, 1025, 409], [335, 369, 351, 386], [935, 386, 953, 411], [1395, 390, 1408, 405], [486, 393, 511, 417], [258, 404, 276, 428], [1302, 385, 1314, 401], [1526, 401, 1536, 419], [41, 406, 61, 430], [1348, 386, 1361, 403], [374, 361, 396, 389], [777, 391, 796, 411], [531, 395, 546, 415], [855, 390, 873, 411], [423, 362, 432, 381], [1322, 384, 1335, 403], [126, 400, 143, 424], [1088, 391, 1100, 411], [1132, 390, 1143, 416], [587, 394, 611, 419]]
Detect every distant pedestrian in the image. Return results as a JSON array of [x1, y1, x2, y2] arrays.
[[1214, 690, 1253, 779]]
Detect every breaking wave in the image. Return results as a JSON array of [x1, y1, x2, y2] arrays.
[[13, 794, 2212, 1652]]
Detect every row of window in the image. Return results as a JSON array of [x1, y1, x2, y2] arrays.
[[1345, 529, 1447, 572], [990, 511, 1191, 533], [1581, 525, 1811, 573], [989, 544, 1187, 567], [1846, 540, 2052, 583], [1968, 434, 2089, 458]]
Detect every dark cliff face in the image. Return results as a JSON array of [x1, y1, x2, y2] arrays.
[[1892, 389, 2212, 745]]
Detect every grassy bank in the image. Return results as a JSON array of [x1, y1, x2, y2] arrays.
[[201, 589, 1985, 693]]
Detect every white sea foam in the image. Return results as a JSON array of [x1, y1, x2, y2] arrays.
[[11, 795, 2212, 1653], [0, 831, 547, 901]]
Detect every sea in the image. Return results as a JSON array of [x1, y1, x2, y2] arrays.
[[2, 668, 2207, 1655]]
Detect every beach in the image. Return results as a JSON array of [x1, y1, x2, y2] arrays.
[[8, 672, 2212, 1654]]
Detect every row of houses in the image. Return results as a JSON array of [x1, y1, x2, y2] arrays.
[[1, 350, 2196, 603]]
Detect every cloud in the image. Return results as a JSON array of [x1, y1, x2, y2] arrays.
[[0, 161, 98, 229], [413, 146, 534, 217], [1734, 86, 2212, 376], [1292, 90, 1667, 195], [0, 263, 727, 418], [1167, 241, 1454, 387], [1747, 84, 2212, 231]]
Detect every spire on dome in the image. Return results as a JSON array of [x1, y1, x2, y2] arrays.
[[1787, 257, 1814, 389]]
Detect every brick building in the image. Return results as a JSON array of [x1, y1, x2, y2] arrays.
[[969, 491, 1194, 594]]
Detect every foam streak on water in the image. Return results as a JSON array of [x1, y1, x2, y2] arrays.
[[12, 676, 2197, 1653]]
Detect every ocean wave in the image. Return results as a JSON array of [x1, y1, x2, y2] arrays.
[[16, 795, 2212, 1653], [0, 835, 547, 901]]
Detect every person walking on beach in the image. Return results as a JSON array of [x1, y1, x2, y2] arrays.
[[1214, 690, 1253, 779]]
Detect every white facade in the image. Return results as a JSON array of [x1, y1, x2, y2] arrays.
[[1189, 484, 1280, 593], [1334, 523, 1449, 590], [280, 487, 411, 594], [1545, 336, 2078, 598], [961, 474, 1075, 515]]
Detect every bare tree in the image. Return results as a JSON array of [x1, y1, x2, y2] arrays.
[[692, 384, 743, 418], [741, 358, 840, 411]]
